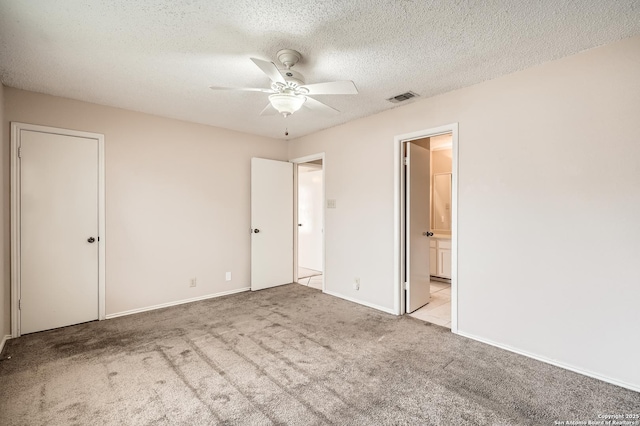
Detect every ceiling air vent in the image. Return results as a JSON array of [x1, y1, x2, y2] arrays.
[[387, 91, 419, 104]]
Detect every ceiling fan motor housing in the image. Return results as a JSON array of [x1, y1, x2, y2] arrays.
[[280, 69, 305, 86]]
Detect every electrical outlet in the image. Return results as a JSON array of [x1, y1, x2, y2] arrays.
[[354, 277, 360, 290], [190, 278, 197, 287], [225, 272, 231, 281]]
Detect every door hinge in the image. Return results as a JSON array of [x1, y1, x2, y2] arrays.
[[403, 157, 407, 166], [18, 146, 22, 158], [18, 299, 21, 310], [403, 282, 407, 291]]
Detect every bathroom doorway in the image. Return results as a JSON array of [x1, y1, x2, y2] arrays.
[[395, 124, 458, 332], [409, 134, 453, 327]]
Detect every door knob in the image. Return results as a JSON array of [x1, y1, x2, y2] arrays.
[[422, 232, 434, 237], [87, 237, 96, 243], [253, 229, 260, 233]]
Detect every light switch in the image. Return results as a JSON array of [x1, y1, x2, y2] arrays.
[[327, 199, 337, 209]]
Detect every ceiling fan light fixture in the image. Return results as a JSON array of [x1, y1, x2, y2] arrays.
[[268, 93, 306, 117]]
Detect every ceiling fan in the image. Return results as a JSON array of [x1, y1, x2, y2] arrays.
[[210, 49, 358, 118]]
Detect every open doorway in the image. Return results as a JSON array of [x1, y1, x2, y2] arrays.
[[292, 154, 325, 291], [408, 134, 453, 327], [395, 124, 458, 333]]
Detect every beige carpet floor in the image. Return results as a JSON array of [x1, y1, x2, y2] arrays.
[[0, 284, 638, 425]]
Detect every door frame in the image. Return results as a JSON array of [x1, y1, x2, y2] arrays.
[[290, 153, 325, 292], [10, 122, 106, 337], [394, 123, 459, 333]]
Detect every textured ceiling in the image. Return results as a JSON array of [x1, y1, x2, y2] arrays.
[[1, 1, 639, 140]]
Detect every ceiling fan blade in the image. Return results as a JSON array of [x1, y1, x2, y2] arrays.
[[259, 103, 279, 116], [250, 58, 286, 84], [301, 81, 358, 95], [210, 86, 275, 93], [303, 96, 340, 115]]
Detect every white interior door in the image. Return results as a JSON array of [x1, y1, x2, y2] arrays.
[[20, 130, 99, 334], [406, 143, 431, 313], [298, 165, 323, 272], [251, 158, 293, 291]]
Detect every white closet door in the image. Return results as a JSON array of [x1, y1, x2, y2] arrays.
[[20, 130, 99, 334]]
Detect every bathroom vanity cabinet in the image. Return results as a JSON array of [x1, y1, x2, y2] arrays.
[[429, 238, 451, 279]]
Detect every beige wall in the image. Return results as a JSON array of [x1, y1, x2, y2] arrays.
[[0, 83, 8, 341], [431, 149, 452, 175], [3, 88, 287, 317], [288, 35, 640, 389]]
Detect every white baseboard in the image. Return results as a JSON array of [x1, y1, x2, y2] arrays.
[[0, 334, 10, 355], [323, 290, 396, 315], [456, 330, 640, 393], [105, 287, 250, 319]]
